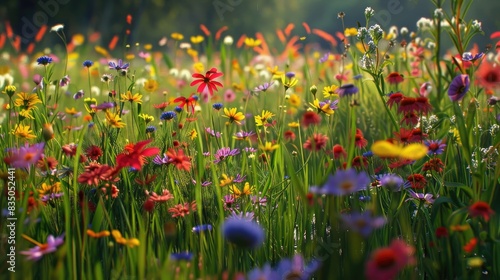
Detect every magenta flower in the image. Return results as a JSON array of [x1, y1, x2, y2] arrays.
[[448, 74, 470, 102], [20, 234, 65, 261], [4, 143, 45, 169]]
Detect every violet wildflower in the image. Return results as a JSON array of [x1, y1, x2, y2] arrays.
[[160, 111, 176, 121], [170, 252, 193, 261], [233, 130, 255, 140], [36, 56, 53, 65], [377, 173, 405, 192], [20, 234, 65, 261], [310, 168, 370, 196], [222, 215, 264, 248], [59, 75, 70, 87], [406, 189, 437, 204], [108, 59, 129, 71], [192, 224, 213, 233], [340, 210, 387, 237], [448, 74, 470, 102], [233, 174, 247, 183], [424, 139, 446, 155], [205, 127, 222, 138], [73, 90, 84, 100], [212, 103, 224, 110], [254, 82, 273, 92], [335, 83, 359, 97], [213, 147, 240, 164], [319, 52, 330, 63]]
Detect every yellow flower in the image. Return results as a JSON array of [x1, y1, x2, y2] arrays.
[[94, 46, 109, 57], [193, 62, 204, 73], [450, 128, 461, 146], [280, 75, 298, 91], [259, 141, 279, 152], [223, 107, 245, 124], [190, 35, 204, 44], [232, 83, 244, 92], [467, 257, 484, 268], [229, 182, 254, 198], [14, 92, 42, 110], [371, 141, 428, 160], [19, 109, 34, 119], [267, 66, 284, 80], [11, 124, 36, 139], [344, 27, 358, 37], [288, 122, 300, 128], [244, 37, 261, 47], [309, 99, 334, 115], [255, 110, 275, 127], [71, 33, 85, 46], [65, 107, 80, 115], [220, 174, 233, 187], [138, 113, 154, 123], [189, 129, 198, 140], [2, 85, 16, 97], [171, 32, 184, 41], [322, 85, 339, 98], [84, 97, 97, 113], [106, 111, 126, 128], [87, 229, 110, 239], [121, 91, 142, 104], [289, 94, 301, 107], [111, 230, 140, 248], [143, 79, 158, 93], [187, 48, 198, 58], [38, 182, 61, 197]]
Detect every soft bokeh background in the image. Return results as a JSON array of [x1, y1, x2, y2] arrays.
[[2, 0, 499, 52]]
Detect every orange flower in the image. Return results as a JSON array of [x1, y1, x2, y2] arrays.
[[166, 149, 191, 171], [463, 237, 478, 253], [116, 139, 160, 170]]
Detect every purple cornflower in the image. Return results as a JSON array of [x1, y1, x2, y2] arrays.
[[170, 252, 193, 261], [339, 210, 387, 237], [192, 179, 212, 187], [285, 72, 295, 78], [319, 52, 330, 63], [20, 234, 65, 261], [108, 59, 129, 71], [233, 130, 255, 140], [222, 215, 264, 248], [213, 147, 240, 163], [462, 52, 484, 62], [335, 83, 359, 97], [254, 82, 273, 92], [250, 195, 267, 206], [233, 174, 247, 183], [59, 75, 70, 87], [205, 127, 221, 138], [310, 168, 370, 196], [406, 189, 437, 204], [192, 224, 213, 233], [448, 74, 470, 102], [36, 56, 53, 65], [424, 139, 446, 155], [377, 173, 405, 192], [4, 143, 45, 169], [223, 195, 236, 210], [160, 111, 176, 121]]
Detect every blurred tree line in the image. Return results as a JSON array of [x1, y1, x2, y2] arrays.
[[1, 0, 499, 52]]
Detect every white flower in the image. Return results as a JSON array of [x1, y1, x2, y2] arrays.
[[169, 68, 179, 77], [223, 35, 234, 46], [400, 27, 409, 35], [472, 20, 482, 32], [179, 43, 191, 49], [365, 7, 375, 18], [50, 24, 64, 32]]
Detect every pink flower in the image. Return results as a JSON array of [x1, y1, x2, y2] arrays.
[[20, 234, 65, 261], [145, 189, 174, 203]]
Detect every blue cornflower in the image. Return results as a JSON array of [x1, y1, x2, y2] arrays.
[[174, 106, 183, 113], [108, 59, 130, 71], [285, 72, 296, 78], [160, 111, 177, 121], [83, 60, 94, 68], [170, 252, 193, 261], [222, 216, 265, 248], [37, 56, 53, 65], [212, 103, 224, 110], [309, 168, 370, 196], [335, 83, 359, 97], [362, 151, 374, 157], [192, 224, 213, 234], [145, 126, 156, 133]]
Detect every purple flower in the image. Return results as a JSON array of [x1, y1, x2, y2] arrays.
[[335, 83, 359, 97], [310, 168, 370, 196], [406, 189, 437, 204], [40, 193, 64, 202], [4, 143, 45, 169], [73, 89, 84, 100], [339, 210, 386, 237], [250, 195, 267, 206], [36, 56, 53, 65], [205, 127, 221, 138], [223, 195, 236, 210], [233, 130, 255, 140], [213, 147, 240, 164], [448, 74, 470, 102], [233, 174, 247, 183], [319, 52, 330, 63], [20, 234, 65, 261], [254, 82, 273, 92], [108, 59, 129, 71], [243, 147, 257, 153], [377, 173, 405, 192], [192, 224, 213, 233], [319, 99, 339, 110], [92, 102, 115, 111], [424, 139, 446, 155], [153, 154, 170, 165], [285, 72, 296, 78], [59, 75, 70, 87], [275, 255, 321, 279], [462, 52, 484, 62], [222, 215, 264, 248], [170, 252, 193, 261]]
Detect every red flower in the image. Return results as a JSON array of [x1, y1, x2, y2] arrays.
[[190, 67, 224, 96], [301, 111, 321, 127], [166, 149, 192, 171], [435, 226, 449, 238], [116, 139, 160, 170], [415, 97, 432, 115], [332, 144, 347, 160], [174, 93, 198, 114], [283, 130, 296, 141], [398, 97, 418, 115], [406, 174, 426, 189], [365, 240, 415, 280], [85, 145, 103, 161], [387, 92, 403, 109], [476, 61, 500, 89], [303, 133, 329, 151], [401, 112, 419, 126], [422, 158, 445, 173], [469, 201, 494, 222], [386, 72, 404, 85], [355, 129, 368, 148], [463, 237, 478, 253]]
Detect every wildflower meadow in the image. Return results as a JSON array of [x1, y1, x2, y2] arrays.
[[1, 0, 500, 279]]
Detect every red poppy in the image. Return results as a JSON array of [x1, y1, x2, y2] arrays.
[[386, 72, 404, 85], [190, 67, 224, 96], [116, 139, 160, 170], [174, 94, 198, 114], [469, 201, 495, 222]]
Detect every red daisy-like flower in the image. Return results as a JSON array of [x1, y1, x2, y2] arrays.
[[407, 173, 426, 189], [86, 145, 103, 161], [415, 97, 432, 115], [166, 148, 192, 171], [332, 144, 347, 160], [422, 158, 445, 173], [386, 72, 404, 85], [476, 61, 500, 89], [283, 130, 296, 141], [303, 133, 329, 151], [463, 237, 478, 253], [301, 111, 321, 127], [355, 129, 368, 148], [387, 92, 404, 109], [435, 226, 449, 238], [401, 112, 419, 126], [190, 67, 224, 96], [398, 97, 418, 115], [116, 139, 160, 171], [469, 201, 495, 222]]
